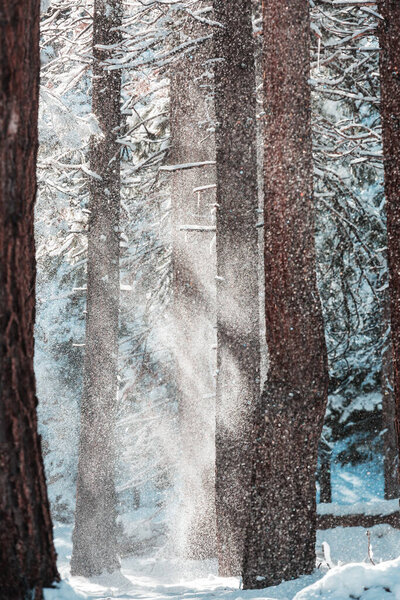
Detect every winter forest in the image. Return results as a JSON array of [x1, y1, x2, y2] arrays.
[[3, 0, 400, 598]]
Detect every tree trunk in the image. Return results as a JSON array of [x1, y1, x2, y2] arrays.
[[0, 1, 59, 598], [213, 0, 260, 576], [242, 0, 329, 589], [318, 510, 400, 530], [169, 25, 217, 559], [318, 439, 332, 504], [71, 0, 122, 577], [381, 295, 399, 499], [378, 0, 400, 494]]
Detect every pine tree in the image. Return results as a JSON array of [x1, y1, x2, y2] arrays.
[[378, 0, 400, 491], [71, 0, 122, 576], [0, 1, 59, 597], [213, 0, 260, 576], [312, 0, 387, 495], [242, 0, 329, 588]]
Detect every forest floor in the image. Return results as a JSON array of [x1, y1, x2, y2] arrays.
[[45, 522, 400, 600]]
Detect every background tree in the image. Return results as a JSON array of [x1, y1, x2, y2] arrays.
[[213, 0, 260, 576], [71, 0, 122, 576], [242, 0, 329, 588], [38, 0, 213, 555], [378, 0, 400, 485], [311, 0, 391, 504], [167, 12, 217, 558], [382, 297, 399, 498], [37, 1, 94, 522], [38, 0, 175, 539], [0, 0, 59, 597]]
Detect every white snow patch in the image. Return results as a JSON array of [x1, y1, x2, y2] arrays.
[[317, 499, 400, 517], [294, 558, 400, 600], [45, 581, 86, 599]]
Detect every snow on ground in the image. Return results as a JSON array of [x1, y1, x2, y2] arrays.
[[45, 523, 400, 600], [295, 559, 400, 600], [317, 499, 399, 517]]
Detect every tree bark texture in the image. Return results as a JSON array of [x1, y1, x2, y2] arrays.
[[378, 0, 400, 493], [71, 0, 122, 577], [318, 510, 400, 530], [381, 295, 399, 499], [213, 0, 261, 577], [242, 0, 329, 589], [318, 439, 332, 504], [0, 1, 59, 598], [169, 25, 217, 559]]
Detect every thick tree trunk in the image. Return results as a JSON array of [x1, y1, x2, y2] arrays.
[[0, 1, 59, 598], [71, 0, 122, 577], [213, 0, 260, 576], [378, 0, 400, 493], [169, 27, 217, 558], [242, 0, 329, 589]]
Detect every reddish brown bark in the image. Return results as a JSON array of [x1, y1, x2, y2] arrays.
[[0, 1, 59, 598], [71, 0, 122, 577], [242, 0, 329, 589], [378, 1, 400, 492], [213, 0, 260, 576], [169, 24, 217, 558]]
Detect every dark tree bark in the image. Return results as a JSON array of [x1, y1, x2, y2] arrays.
[[318, 511, 400, 530], [213, 0, 260, 576], [242, 0, 329, 589], [169, 23, 217, 559], [378, 0, 400, 493], [71, 0, 122, 577], [381, 297, 399, 499], [0, 1, 59, 598], [318, 439, 332, 504]]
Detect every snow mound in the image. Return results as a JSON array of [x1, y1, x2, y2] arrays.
[[294, 558, 400, 600], [45, 581, 86, 599]]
